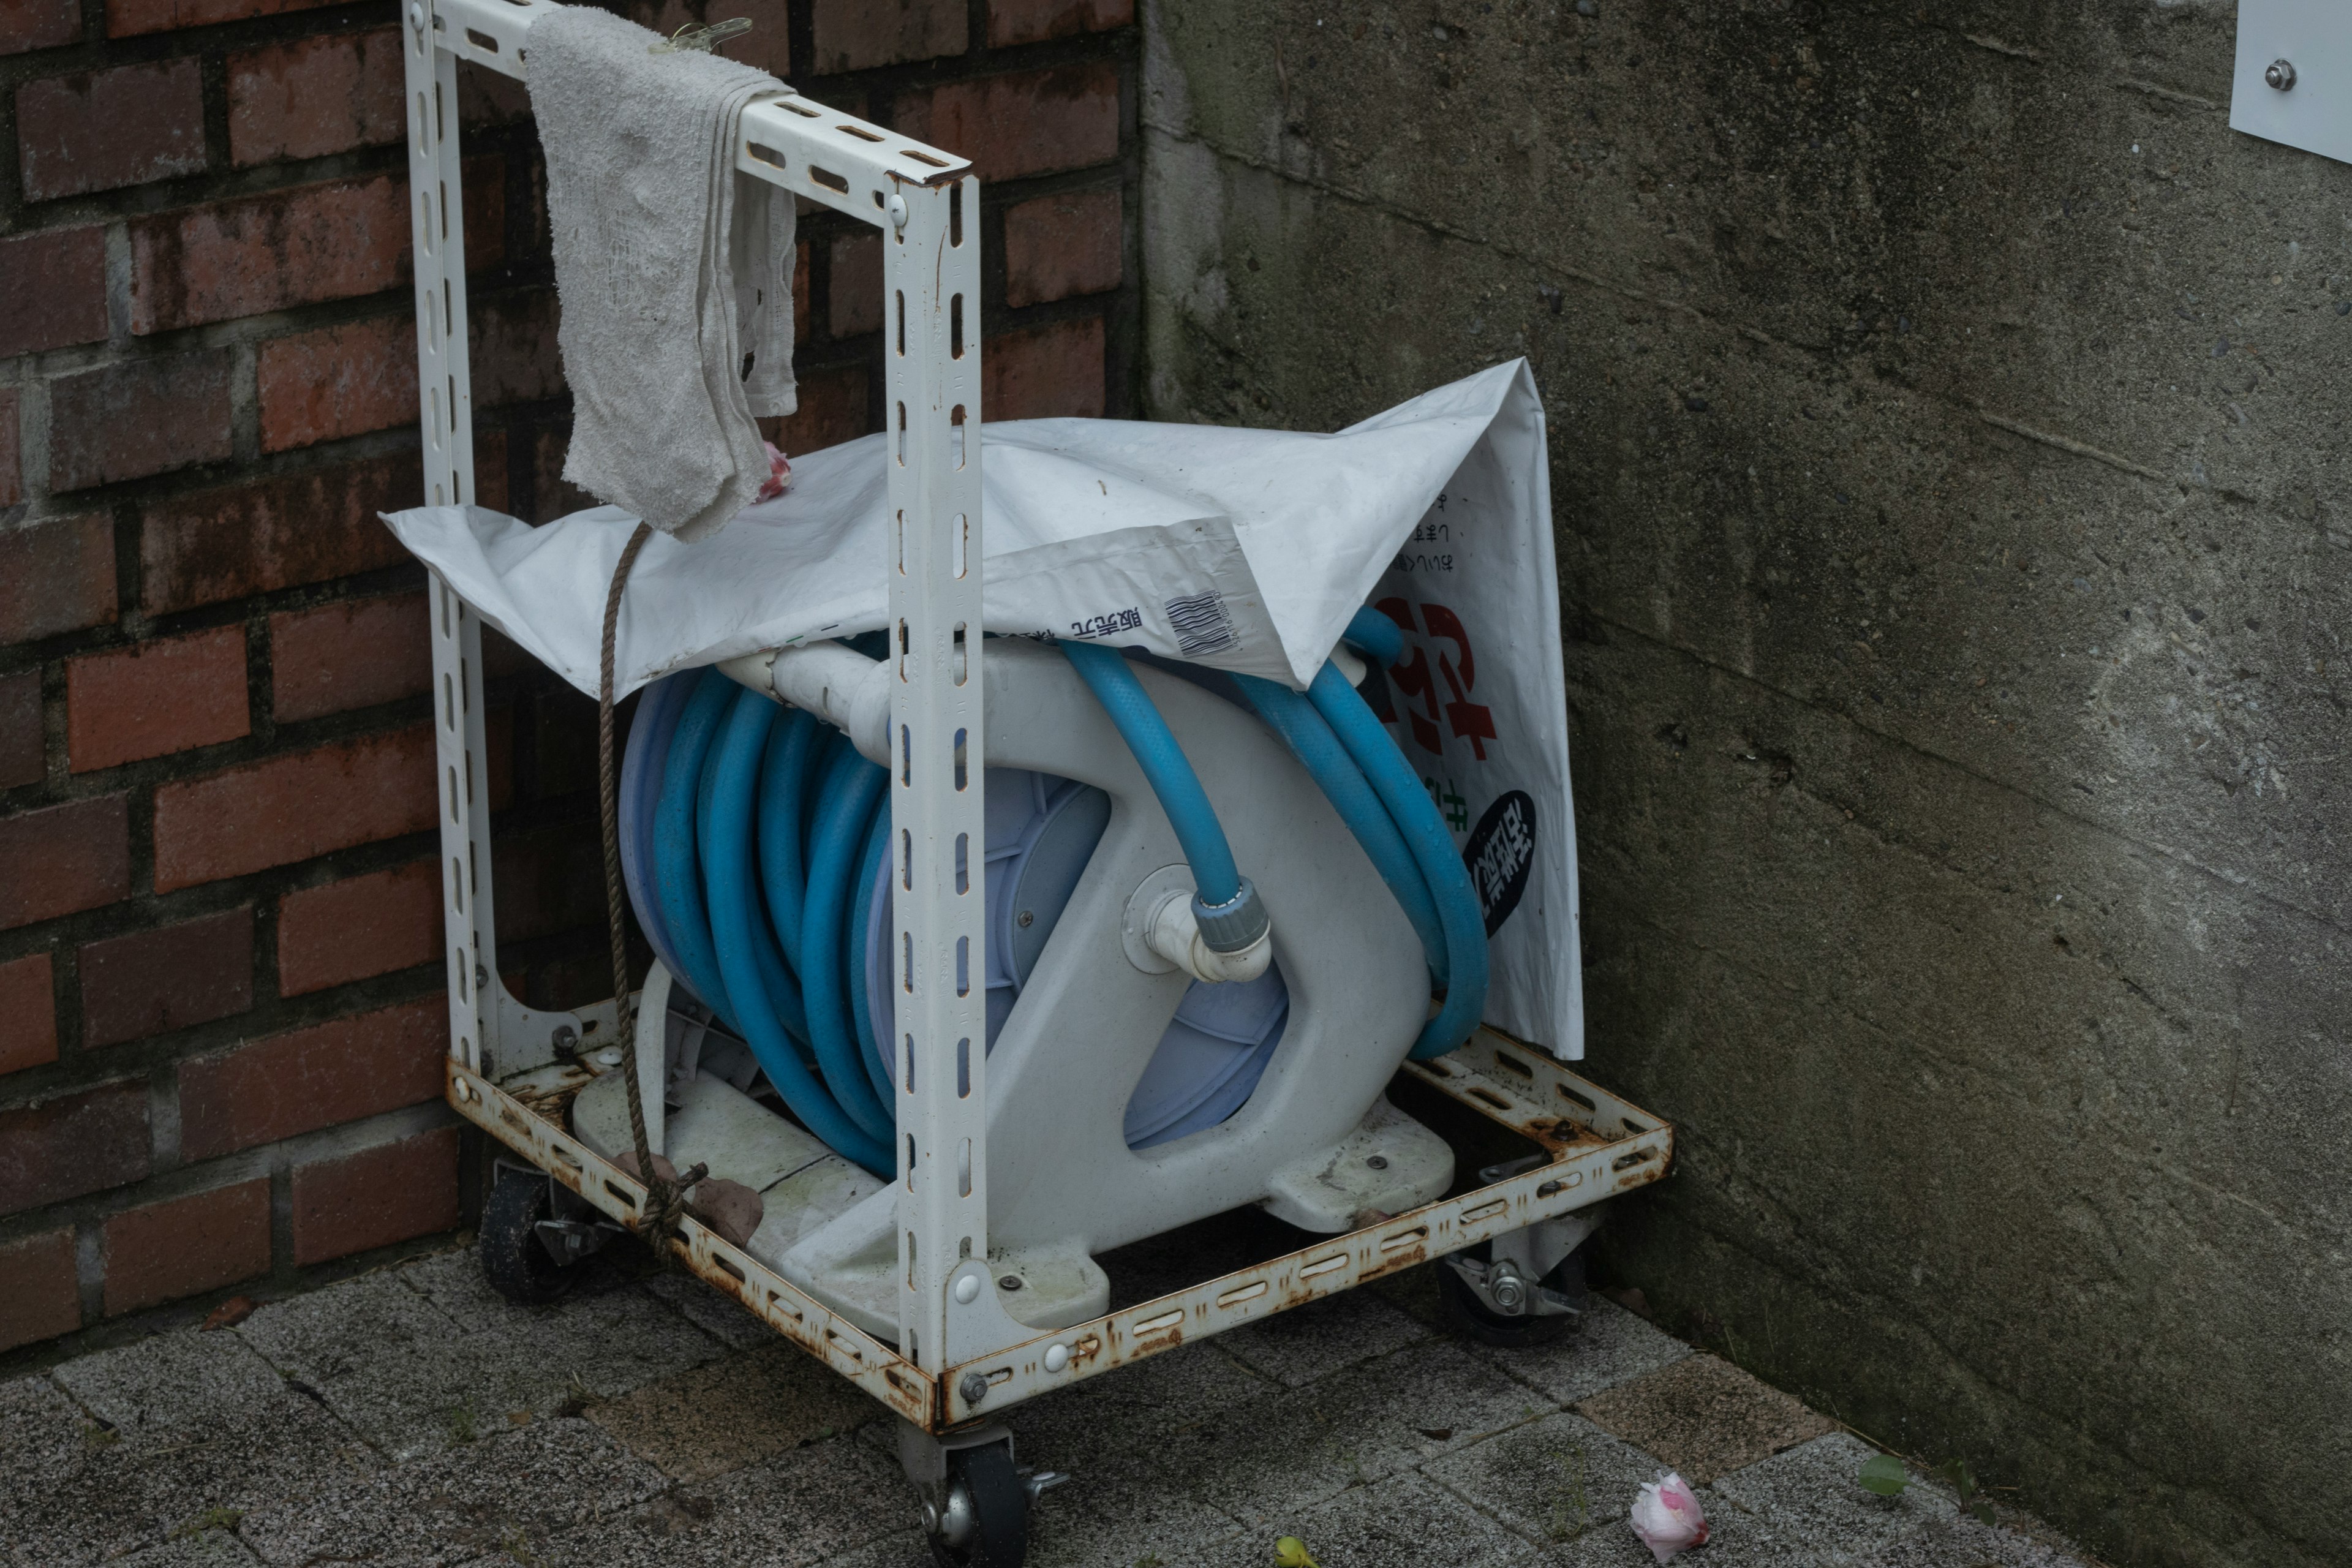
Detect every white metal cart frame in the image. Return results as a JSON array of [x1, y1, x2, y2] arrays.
[[405, 0, 1670, 1441]]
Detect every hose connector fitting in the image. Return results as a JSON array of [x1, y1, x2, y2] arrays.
[[1191, 876, 1268, 955]]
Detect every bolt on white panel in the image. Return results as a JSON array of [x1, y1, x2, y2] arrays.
[[2232, 0, 2352, 166]]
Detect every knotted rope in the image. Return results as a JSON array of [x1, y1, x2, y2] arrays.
[[598, 522, 706, 1256]]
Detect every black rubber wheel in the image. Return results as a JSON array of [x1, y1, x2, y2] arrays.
[[480, 1171, 579, 1305], [929, 1441, 1029, 1568], [1436, 1246, 1583, 1349]]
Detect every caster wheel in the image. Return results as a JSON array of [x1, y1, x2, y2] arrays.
[[1436, 1247, 1583, 1349], [480, 1170, 580, 1305], [928, 1441, 1030, 1568]]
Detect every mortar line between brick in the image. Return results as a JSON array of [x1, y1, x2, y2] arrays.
[[1585, 611, 2351, 940]]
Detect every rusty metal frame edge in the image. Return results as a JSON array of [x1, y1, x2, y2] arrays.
[[936, 1029, 1673, 1421], [447, 1058, 936, 1425], [446, 1021, 1672, 1433]]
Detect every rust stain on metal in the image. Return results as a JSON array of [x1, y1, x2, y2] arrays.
[[450, 1033, 1672, 1434], [1360, 1246, 1427, 1278], [445, 1057, 937, 1428]]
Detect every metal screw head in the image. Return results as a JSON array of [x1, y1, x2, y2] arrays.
[[1016, 910, 1035, 927], [1366, 1154, 1390, 1170], [998, 1275, 1023, 1291], [958, 1371, 990, 1407], [2267, 58, 2297, 92], [551, 1025, 578, 1057], [1489, 1261, 1528, 1313]]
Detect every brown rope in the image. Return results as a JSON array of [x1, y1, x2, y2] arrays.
[[598, 522, 706, 1257]]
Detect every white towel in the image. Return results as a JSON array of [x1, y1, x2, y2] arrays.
[[528, 8, 797, 540]]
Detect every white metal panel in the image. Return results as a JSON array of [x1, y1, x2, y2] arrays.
[[2231, 0, 2352, 167]]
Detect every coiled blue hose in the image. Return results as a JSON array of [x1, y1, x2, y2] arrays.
[[1072, 614, 1483, 1058], [627, 606, 1489, 1182], [641, 668, 895, 1177], [699, 685, 892, 1174], [654, 671, 745, 1034]]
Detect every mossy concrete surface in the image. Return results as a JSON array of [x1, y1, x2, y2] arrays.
[[1140, 5, 2350, 1567]]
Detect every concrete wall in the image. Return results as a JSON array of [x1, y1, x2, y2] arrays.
[[1140, 4, 2348, 1565]]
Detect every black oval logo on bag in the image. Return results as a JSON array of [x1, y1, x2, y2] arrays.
[[1461, 790, 1536, 937]]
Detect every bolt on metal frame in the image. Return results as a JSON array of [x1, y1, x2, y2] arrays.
[[408, 0, 1672, 1434]]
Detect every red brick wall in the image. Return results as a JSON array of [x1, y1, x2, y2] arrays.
[[0, 0, 1137, 1357]]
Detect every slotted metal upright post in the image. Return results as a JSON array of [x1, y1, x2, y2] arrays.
[[882, 179, 989, 1376], [402, 0, 500, 1079], [407, 0, 992, 1382]]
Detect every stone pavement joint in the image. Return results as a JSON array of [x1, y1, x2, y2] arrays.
[[0, 1240, 2106, 1568]]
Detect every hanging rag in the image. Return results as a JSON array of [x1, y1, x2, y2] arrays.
[[528, 7, 797, 541]]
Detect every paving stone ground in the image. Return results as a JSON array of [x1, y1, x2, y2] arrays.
[[0, 1240, 2105, 1568]]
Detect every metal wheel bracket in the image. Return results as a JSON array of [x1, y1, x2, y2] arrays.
[[898, 1416, 1016, 1491], [1444, 1200, 1605, 1319], [533, 1215, 628, 1266], [901, 1419, 1031, 1548]]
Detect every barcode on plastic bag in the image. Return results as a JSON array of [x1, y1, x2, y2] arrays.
[[1165, 590, 1237, 657]]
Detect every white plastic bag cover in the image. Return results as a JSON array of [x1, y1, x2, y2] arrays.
[[383, 358, 1582, 1058]]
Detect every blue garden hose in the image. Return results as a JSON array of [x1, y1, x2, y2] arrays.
[[1059, 639, 1242, 905], [848, 802, 894, 1109], [1061, 639, 1268, 953], [654, 670, 744, 1035], [1229, 672, 1447, 989], [630, 668, 897, 1177], [1306, 657, 1488, 1059], [1066, 622, 1480, 1054], [624, 605, 1489, 1183], [798, 741, 894, 1144], [699, 687, 891, 1174], [1342, 605, 1405, 668]]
